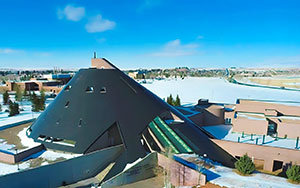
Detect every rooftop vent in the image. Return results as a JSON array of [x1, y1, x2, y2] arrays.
[[100, 87, 106, 94], [65, 85, 72, 91], [85, 86, 94, 93]]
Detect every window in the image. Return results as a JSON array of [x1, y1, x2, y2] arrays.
[[78, 118, 83, 127], [84, 122, 124, 153], [65, 85, 72, 91], [64, 101, 70, 108], [85, 86, 94, 93], [273, 160, 283, 171], [100, 87, 106, 94]]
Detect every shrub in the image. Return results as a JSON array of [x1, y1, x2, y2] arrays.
[[3, 91, 9, 105], [234, 154, 256, 175], [286, 164, 300, 183], [9, 101, 19, 117]]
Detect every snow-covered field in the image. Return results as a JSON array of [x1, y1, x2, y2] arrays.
[[142, 77, 300, 104]]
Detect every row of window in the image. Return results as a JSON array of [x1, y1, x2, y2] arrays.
[[64, 85, 107, 94]]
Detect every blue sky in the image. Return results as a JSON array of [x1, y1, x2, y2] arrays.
[[0, 0, 300, 69]]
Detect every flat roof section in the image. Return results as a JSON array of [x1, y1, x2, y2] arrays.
[[202, 124, 300, 150]]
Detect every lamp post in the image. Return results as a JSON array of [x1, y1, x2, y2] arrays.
[[15, 149, 20, 171]]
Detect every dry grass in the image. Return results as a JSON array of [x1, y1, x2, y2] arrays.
[[29, 156, 66, 168], [248, 77, 300, 89], [256, 168, 283, 176], [0, 123, 32, 150], [233, 169, 254, 176], [199, 182, 227, 188], [287, 179, 300, 185]]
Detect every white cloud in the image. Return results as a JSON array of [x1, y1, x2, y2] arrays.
[[0, 48, 21, 54], [85, 15, 116, 33], [57, 5, 85, 21], [152, 39, 199, 57]]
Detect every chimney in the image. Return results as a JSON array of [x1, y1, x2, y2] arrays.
[[93, 52, 97, 59]]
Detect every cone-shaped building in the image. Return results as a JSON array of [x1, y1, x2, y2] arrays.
[[27, 57, 236, 180]]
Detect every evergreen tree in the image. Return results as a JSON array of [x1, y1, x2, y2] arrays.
[[175, 95, 181, 106], [3, 91, 9, 105], [9, 101, 19, 117], [166, 94, 181, 106], [286, 164, 300, 183], [40, 89, 46, 111], [166, 94, 174, 105], [31, 92, 39, 112], [0, 103, 2, 112], [15, 85, 23, 102], [23, 89, 28, 99], [31, 91, 46, 112], [234, 154, 256, 175]]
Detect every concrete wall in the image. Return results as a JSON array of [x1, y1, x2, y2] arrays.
[[203, 105, 225, 126], [0, 144, 45, 164], [157, 153, 206, 187], [15, 145, 46, 163], [0, 152, 15, 164], [0, 145, 124, 188], [189, 105, 225, 127], [212, 139, 300, 172], [237, 99, 300, 116], [277, 123, 300, 139], [91, 58, 115, 69], [232, 117, 268, 135], [233, 99, 300, 137], [101, 152, 157, 188]]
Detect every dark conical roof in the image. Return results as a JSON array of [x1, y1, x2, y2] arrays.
[[28, 58, 236, 167]]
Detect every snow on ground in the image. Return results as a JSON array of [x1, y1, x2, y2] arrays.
[[142, 77, 300, 105], [0, 161, 30, 176], [17, 127, 40, 149], [178, 154, 300, 188], [0, 139, 15, 153], [0, 111, 39, 127], [123, 157, 143, 172], [209, 164, 300, 188], [17, 126, 80, 161], [39, 150, 81, 161], [0, 95, 52, 128], [202, 125, 300, 150]]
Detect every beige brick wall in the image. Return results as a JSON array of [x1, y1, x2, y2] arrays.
[[232, 118, 268, 135]]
